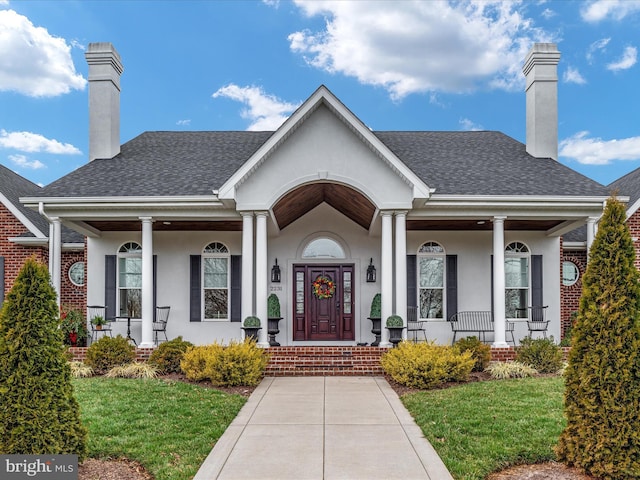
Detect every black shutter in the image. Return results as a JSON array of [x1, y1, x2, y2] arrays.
[[230, 255, 242, 322], [406, 255, 417, 308], [446, 255, 458, 320], [190, 255, 201, 322], [490, 255, 494, 315], [105, 255, 117, 320], [0, 256, 4, 307], [532, 255, 543, 306], [153, 255, 157, 320]]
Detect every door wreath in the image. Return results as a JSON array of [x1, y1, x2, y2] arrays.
[[312, 275, 336, 299]]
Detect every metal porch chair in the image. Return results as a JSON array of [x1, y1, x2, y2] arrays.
[[153, 306, 170, 345], [406, 306, 427, 342], [526, 305, 549, 339], [88, 305, 112, 343]]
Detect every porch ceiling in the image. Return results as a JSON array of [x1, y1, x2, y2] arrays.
[[85, 220, 243, 231], [272, 183, 376, 230], [406, 219, 564, 231]]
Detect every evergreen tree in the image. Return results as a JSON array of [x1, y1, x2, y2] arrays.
[[0, 258, 87, 457], [557, 198, 640, 479]]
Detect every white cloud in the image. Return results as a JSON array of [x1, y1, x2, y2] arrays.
[[0, 10, 86, 97], [581, 0, 640, 22], [212, 84, 300, 131], [560, 131, 640, 165], [0, 129, 82, 154], [9, 154, 46, 170], [459, 118, 484, 131], [563, 66, 586, 84], [606, 46, 637, 71], [541, 8, 555, 19], [176, 119, 191, 126], [586, 37, 610, 63], [287, 0, 552, 100]]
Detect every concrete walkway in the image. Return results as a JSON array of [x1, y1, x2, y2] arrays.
[[194, 376, 454, 480]]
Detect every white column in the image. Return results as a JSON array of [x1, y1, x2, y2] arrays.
[[380, 211, 393, 347], [492, 216, 508, 347], [586, 217, 597, 261], [255, 212, 269, 348], [241, 212, 254, 325], [139, 217, 154, 347], [50, 217, 62, 304], [395, 211, 407, 340]]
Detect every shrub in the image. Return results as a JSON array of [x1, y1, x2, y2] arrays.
[[386, 315, 403, 327], [369, 293, 381, 318], [69, 361, 94, 378], [454, 336, 491, 372], [181, 340, 268, 386], [60, 305, 88, 347], [148, 336, 193, 373], [106, 362, 159, 379], [485, 361, 538, 380], [267, 294, 281, 318], [243, 316, 261, 327], [516, 336, 563, 374], [558, 197, 640, 478], [381, 341, 475, 389], [85, 335, 136, 374], [0, 258, 87, 457]]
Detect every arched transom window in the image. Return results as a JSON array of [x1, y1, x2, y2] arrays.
[[302, 237, 346, 259], [118, 242, 142, 318], [418, 241, 445, 319], [505, 241, 530, 318], [203, 242, 230, 320]]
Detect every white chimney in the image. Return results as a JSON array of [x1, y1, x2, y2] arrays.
[[85, 43, 123, 161], [523, 43, 560, 160]]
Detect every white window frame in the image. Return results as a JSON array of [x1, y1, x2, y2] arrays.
[[117, 242, 142, 318], [417, 241, 445, 320], [562, 260, 580, 287], [202, 242, 230, 321], [505, 241, 530, 319]]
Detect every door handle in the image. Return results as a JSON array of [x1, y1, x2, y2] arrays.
[[336, 300, 340, 310]]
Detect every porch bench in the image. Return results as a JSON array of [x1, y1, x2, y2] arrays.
[[448, 311, 515, 345]]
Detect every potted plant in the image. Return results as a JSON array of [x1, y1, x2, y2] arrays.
[[267, 294, 282, 346], [242, 316, 261, 341], [60, 306, 87, 346], [368, 293, 382, 346], [386, 314, 405, 347], [91, 315, 107, 330]]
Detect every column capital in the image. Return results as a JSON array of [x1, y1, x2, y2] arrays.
[[394, 210, 408, 217], [254, 211, 269, 218], [138, 216, 154, 222], [380, 210, 394, 218], [492, 215, 507, 222]]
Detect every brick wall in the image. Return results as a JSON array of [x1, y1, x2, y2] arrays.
[[561, 249, 586, 340], [1, 203, 86, 310], [627, 210, 640, 270]]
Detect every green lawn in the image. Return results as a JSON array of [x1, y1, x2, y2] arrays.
[[402, 376, 566, 480], [73, 377, 246, 480]]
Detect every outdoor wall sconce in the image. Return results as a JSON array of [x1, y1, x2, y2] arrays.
[[366, 258, 377, 283], [271, 259, 281, 283]]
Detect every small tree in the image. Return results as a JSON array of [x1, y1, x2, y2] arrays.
[[557, 198, 640, 478], [0, 258, 87, 457]]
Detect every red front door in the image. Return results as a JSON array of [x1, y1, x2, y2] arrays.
[[293, 264, 355, 341]]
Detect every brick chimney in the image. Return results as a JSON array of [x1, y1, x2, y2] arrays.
[[85, 43, 123, 161], [523, 43, 560, 160]]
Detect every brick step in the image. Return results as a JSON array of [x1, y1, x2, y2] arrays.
[[265, 346, 390, 376]]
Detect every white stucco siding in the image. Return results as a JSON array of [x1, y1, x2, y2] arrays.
[[87, 231, 245, 345], [236, 105, 413, 210], [406, 230, 561, 345]]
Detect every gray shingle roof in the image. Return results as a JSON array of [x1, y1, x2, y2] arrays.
[[1, 164, 83, 243], [609, 167, 640, 209], [38, 130, 609, 199]]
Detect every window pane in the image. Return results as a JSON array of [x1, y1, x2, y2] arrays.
[[296, 272, 305, 314], [205, 289, 228, 319], [420, 289, 443, 319], [419, 242, 444, 254], [505, 258, 528, 288], [506, 289, 528, 318], [419, 257, 444, 288], [563, 261, 579, 286], [302, 238, 345, 258], [204, 258, 227, 288], [120, 288, 141, 317], [119, 258, 142, 288]]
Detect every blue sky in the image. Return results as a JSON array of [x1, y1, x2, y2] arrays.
[[1, 0, 639, 188]]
